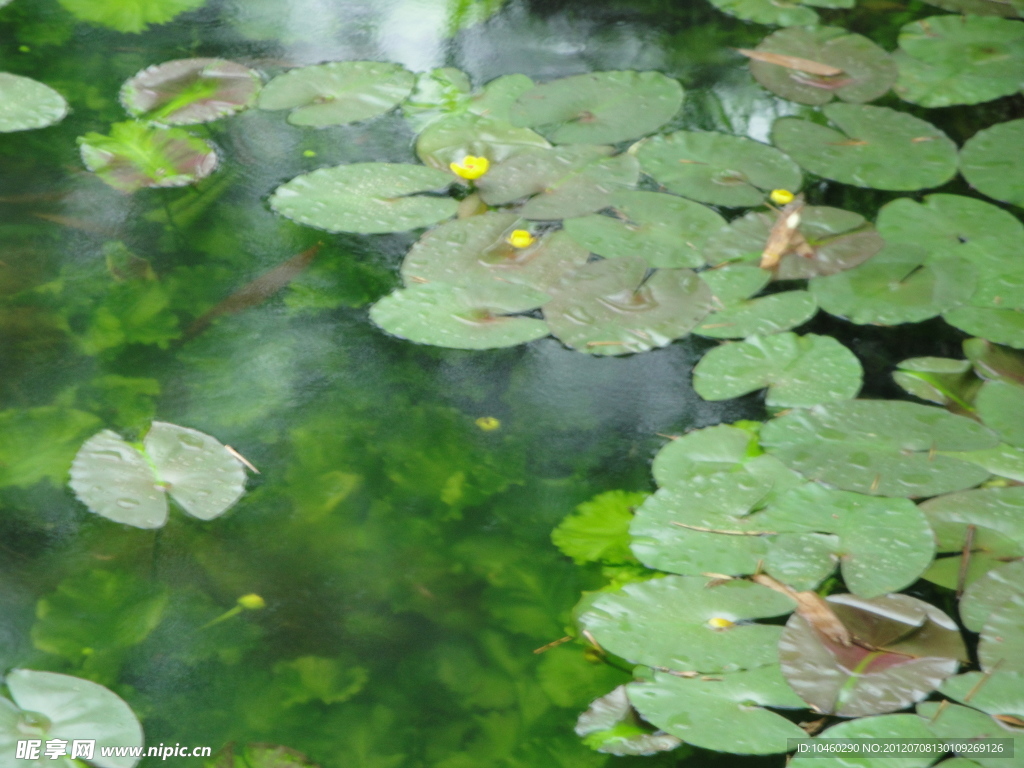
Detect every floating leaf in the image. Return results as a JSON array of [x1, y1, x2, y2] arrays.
[[977, 380, 1024, 447], [894, 16, 1024, 108], [79, 120, 217, 193], [476, 144, 639, 220], [877, 194, 1024, 258], [579, 575, 795, 672], [634, 131, 802, 208], [705, 0, 821, 28], [960, 561, 1024, 632], [542, 257, 714, 355], [403, 70, 535, 129], [761, 400, 997, 497], [563, 191, 725, 269], [944, 306, 1024, 349], [552, 490, 648, 565], [919, 701, 1020, 766], [941, 670, 1024, 719], [575, 686, 683, 756], [980, 600, 1024, 672], [772, 104, 958, 191], [791, 715, 938, 767], [917, 0, 1024, 16], [258, 61, 414, 127], [69, 422, 247, 529], [269, 163, 458, 234], [120, 58, 261, 125], [960, 119, 1024, 208], [56, 0, 205, 32], [0, 73, 68, 132], [965, 337, 1024, 384], [892, 356, 980, 410], [696, 267, 818, 338], [748, 27, 896, 106], [810, 243, 976, 325], [628, 667, 806, 755], [692, 332, 862, 407], [780, 593, 965, 717], [415, 113, 550, 172], [369, 282, 550, 350], [508, 70, 683, 145]]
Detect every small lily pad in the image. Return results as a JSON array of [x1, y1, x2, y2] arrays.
[[120, 58, 262, 125], [79, 120, 217, 193], [0, 73, 68, 132], [960, 119, 1024, 208], [508, 71, 683, 145], [269, 163, 458, 234], [706, 0, 821, 28], [258, 61, 415, 127], [575, 686, 683, 756], [542, 257, 714, 355], [772, 104, 958, 191], [415, 113, 550, 172], [693, 332, 862, 407], [563, 190, 726, 269], [960, 561, 1024, 632], [696, 266, 818, 338], [634, 131, 802, 208], [748, 27, 896, 106], [761, 400, 997, 497], [369, 282, 550, 350], [476, 144, 639, 220]]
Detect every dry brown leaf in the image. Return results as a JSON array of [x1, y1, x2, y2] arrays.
[[760, 198, 807, 269], [752, 573, 852, 646], [737, 48, 844, 76]]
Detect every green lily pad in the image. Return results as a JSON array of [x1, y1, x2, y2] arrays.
[[764, 532, 840, 591], [0, 73, 68, 132], [703, 205, 883, 279], [369, 282, 550, 350], [1, 670, 143, 768], [977, 380, 1024, 447], [960, 561, 1024, 632], [696, 291, 818, 340], [780, 593, 965, 717], [706, 0, 821, 27], [476, 144, 639, 220], [552, 490, 647, 566], [79, 120, 217, 193], [403, 70, 535, 129], [579, 575, 795, 672], [953, 239, 1024, 313], [56, 0, 205, 32], [542, 257, 714, 355], [877, 194, 1024, 258], [944, 307, 1024, 350], [920, 702, 1021, 768], [415, 113, 550, 172], [400, 214, 589, 296], [894, 16, 1024, 108], [943, 443, 1024, 484], [791, 715, 938, 767], [120, 58, 262, 125], [918, 0, 1024, 16], [892, 356, 980, 410], [810, 243, 977, 325], [257, 61, 414, 127], [748, 27, 896, 106], [772, 104, 958, 191], [761, 400, 997, 497], [508, 71, 683, 145], [965, 338, 1024, 385], [634, 131, 802, 208], [0, 407, 101, 489], [628, 667, 806, 755], [575, 686, 683, 756], [692, 332, 862, 407], [269, 163, 458, 234], [941, 670, 1024, 718], [69, 422, 247, 529], [980, 599, 1024, 672], [960, 119, 1024, 208], [562, 191, 726, 269]]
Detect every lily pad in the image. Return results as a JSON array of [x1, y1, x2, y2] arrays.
[[634, 131, 802, 208], [120, 58, 262, 125], [269, 163, 458, 234], [415, 113, 550, 172], [894, 16, 1024, 108], [980, 600, 1024, 672], [542, 257, 714, 355], [941, 670, 1024, 719], [780, 593, 965, 717], [258, 61, 414, 127], [791, 715, 938, 767], [892, 356, 980, 410], [476, 144, 639, 220], [761, 400, 997, 497], [960, 560, 1024, 632], [508, 71, 683, 145], [877, 194, 1024, 258], [960, 119, 1024, 207], [748, 27, 896, 106], [78, 120, 218, 193], [69, 422, 247, 529], [627, 667, 807, 755], [578, 575, 796, 672], [692, 332, 862, 407], [965, 338, 1024, 385], [0, 669, 143, 768], [575, 686, 683, 756], [695, 275, 818, 339], [977, 380, 1024, 447], [705, 0, 821, 28], [562, 190, 726, 269], [56, 0, 205, 32], [369, 282, 550, 350], [810, 243, 977, 326], [920, 702, 1022, 768], [944, 306, 1024, 349], [772, 104, 958, 191], [0, 73, 68, 132], [918, 0, 1024, 16], [403, 70, 535, 129]]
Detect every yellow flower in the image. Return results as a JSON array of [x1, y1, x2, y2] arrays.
[[237, 593, 266, 610], [475, 416, 501, 431], [506, 229, 535, 249], [770, 189, 795, 205], [450, 155, 489, 180], [707, 617, 735, 629]]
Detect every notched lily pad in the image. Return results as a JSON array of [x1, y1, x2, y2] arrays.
[[960, 119, 1024, 208], [575, 686, 683, 756], [258, 61, 415, 127], [748, 27, 896, 106], [0, 73, 68, 132], [634, 131, 802, 208], [120, 58, 261, 125], [509, 71, 683, 145], [772, 104, 958, 191]]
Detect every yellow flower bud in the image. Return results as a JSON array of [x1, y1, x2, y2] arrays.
[[506, 229, 535, 249], [770, 189, 795, 205], [450, 155, 490, 180], [707, 617, 735, 629], [475, 416, 501, 431], [237, 593, 266, 610]]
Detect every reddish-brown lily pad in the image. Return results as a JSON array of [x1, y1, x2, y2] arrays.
[[120, 58, 262, 125]]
